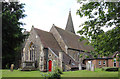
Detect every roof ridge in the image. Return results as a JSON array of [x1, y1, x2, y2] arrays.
[[53, 25, 94, 52], [34, 28, 53, 34], [34, 27, 62, 51], [53, 25, 80, 37]]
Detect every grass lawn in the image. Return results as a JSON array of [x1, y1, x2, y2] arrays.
[[61, 70, 118, 77], [2, 69, 45, 77], [1, 68, 118, 77]]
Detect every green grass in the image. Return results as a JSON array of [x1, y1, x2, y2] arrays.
[[1, 68, 118, 77], [61, 70, 118, 77], [2, 69, 45, 77]]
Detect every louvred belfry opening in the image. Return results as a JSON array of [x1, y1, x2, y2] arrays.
[[48, 60, 52, 72]]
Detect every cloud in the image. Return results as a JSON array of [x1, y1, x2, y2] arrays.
[[20, 0, 84, 34]]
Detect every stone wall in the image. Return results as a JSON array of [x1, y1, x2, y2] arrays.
[[67, 49, 79, 62], [50, 26, 67, 53], [22, 27, 65, 71], [47, 49, 59, 71], [22, 27, 44, 69], [43, 48, 48, 71]]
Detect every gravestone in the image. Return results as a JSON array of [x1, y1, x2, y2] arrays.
[[10, 64, 14, 72], [86, 62, 94, 71], [91, 64, 94, 71], [79, 63, 82, 70], [86, 63, 89, 70]]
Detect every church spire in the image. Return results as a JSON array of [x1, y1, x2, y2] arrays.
[[65, 10, 75, 34]]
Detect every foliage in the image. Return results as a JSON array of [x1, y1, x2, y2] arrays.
[[85, 55, 89, 58], [116, 54, 120, 61], [49, 72, 61, 79], [79, 53, 83, 58], [90, 27, 120, 56], [42, 72, 61, 79], [54, 67, 63, 74], [77, 1, 120, 56], [52, 60, 63, 74], [79, 53, 90, 59], [2, 2, 26, 68], [41, 67, 62, 79], [102, 67, 119, 71]]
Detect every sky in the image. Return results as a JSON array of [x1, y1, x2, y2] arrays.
[[20, 0, 86, 34], [20, 0, 114, 34]]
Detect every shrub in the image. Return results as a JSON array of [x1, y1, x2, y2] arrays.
[[58, 68, 63, 74], [42, 67, 62, 79], [49, 72, 61, 79], [42, 72, 61, 79], [55, 68, 63, 74], [102, 67, 118, 71]]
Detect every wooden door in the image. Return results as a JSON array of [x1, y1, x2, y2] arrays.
[[49, 60, 52, 72]]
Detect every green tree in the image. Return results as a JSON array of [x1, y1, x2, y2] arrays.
[[77, 1, 120, 57], [2, 2, 26, 68]]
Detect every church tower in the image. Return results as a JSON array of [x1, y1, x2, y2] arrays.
[[65, 11, 75, 34]]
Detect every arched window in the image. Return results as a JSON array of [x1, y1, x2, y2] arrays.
[[113, 58, 116, 67], [29, 42, 36, 61], [69, 60, 71, 64]]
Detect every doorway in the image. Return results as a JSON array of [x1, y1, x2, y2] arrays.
[[48, 60, 52, 72]]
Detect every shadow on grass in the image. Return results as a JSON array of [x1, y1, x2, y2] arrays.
[[1, 77, 118, 79]]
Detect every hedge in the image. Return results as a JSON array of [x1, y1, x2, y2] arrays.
[[102, 67, 118, 71]]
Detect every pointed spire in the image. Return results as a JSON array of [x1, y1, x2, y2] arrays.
[[65, 10, 75, 34], [32, 25, 34, 28], [52, 24, 55, 27]]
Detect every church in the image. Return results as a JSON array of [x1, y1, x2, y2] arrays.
[[21, 11, 120, 71]]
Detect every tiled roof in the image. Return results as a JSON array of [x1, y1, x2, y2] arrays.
[[62, 51, 79, 67], [34, 28, 62, 51], [112, 51, 120, 58], [34, 27, 79, 67], [53, 26, 94, 52], [85, 51, 120, 60], [34, 27, 95, 68]]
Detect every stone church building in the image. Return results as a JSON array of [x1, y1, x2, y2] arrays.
[[21, 11, 120, 71], [21, 11, 94, 71]]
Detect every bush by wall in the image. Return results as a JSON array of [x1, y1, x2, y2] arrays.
[[102, 67, 118, 71], [55, 68, 63, 74], [42, 72, 61, 79]]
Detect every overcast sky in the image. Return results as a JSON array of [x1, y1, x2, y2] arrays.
[[20, 0, 87, 34], [20, 0, 114, 34]]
